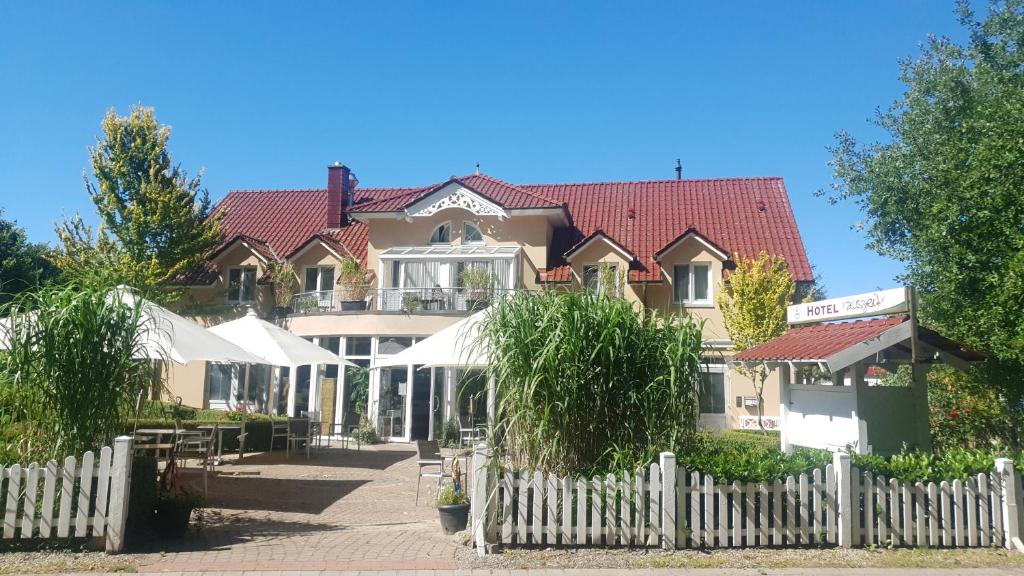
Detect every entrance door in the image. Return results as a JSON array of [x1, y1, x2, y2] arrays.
[[410, 365, 431, 440], [698, 369, 727, 431]]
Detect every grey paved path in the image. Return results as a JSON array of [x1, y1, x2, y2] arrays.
[[132, 443, 459, 572]]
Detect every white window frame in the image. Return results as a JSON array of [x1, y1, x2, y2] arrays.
[[429, 221, 452, 244], [582, 263, 621, 296], [226, 266, 257, 304], [462, 221, 483, 245], [673, 263, 713, 306], [303, 265, 335, 292]]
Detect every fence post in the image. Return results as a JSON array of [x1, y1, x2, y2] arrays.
[[995, 458, 1021, 551], [471, 442, 493, 555], [659, 452, 677, 550], [105, 436, 133, 554], [833, 452, 852, 548]]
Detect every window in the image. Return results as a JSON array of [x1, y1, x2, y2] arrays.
[[303, 266, 335, 292], [463, 222, 483, 244], [345, 336, 372, 356], [227, 267, 257, 303], [698, 371, 726, 414], [208, 363, 234, 404], [673, 264, 712, 305], [429, 222, 451, 244], [582, 263, 619, 296], [378, 337, 414, 355]]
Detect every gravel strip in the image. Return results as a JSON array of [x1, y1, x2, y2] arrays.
[[0, 550, 136, 574], [456, 544, 1024, 570]]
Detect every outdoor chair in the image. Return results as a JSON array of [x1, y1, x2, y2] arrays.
[[415, 440, 451, 505], [286, 417, 312, 459], [458, 414, 486, 447], [270, 421, 288, 454], [177, 426, 216, 497]]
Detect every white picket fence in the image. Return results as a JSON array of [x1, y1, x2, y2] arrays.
[[470, 449, 1024, 552], [0, 436, 133, 552]]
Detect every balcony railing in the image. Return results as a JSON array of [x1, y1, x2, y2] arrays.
[[289, 287, 519, 314]]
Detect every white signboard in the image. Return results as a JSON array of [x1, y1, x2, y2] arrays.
[[787, 287, 909, 325]]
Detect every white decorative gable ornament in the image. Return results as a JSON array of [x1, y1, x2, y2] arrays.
[[405, 184, 508, 220]]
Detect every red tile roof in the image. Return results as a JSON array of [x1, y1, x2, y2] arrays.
[[733, 316, 908, 362], [201, 172, 813, 285]]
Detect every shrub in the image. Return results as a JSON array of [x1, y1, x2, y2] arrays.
[[480, 290, 705, 476], [438, 418, 461, 449], [676, 432, 831, 483], [352, 416, 381, 445], [850, 444, 1019, 483]]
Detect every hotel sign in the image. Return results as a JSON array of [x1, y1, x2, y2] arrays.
[[787, 287, 909, 325]]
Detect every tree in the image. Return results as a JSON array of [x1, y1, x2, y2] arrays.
[[821, 1, 1024, 445], [717, 252, 796, 431], [0, 210, 59, 305], [52, 106, 222, 299]]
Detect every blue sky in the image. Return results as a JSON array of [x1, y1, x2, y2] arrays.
[[0, 1, 971, 296]]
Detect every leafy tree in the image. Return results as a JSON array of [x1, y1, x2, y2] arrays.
[[52, 106, 222, 299], [821, 1, 1024, 446], [0, 210, 59, 304], [717, 252, 796, 431]]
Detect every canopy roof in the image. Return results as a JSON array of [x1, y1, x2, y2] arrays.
[[733, 315, 985, 373], [209, 310, 353, 367], [371, 308, 489, 369]]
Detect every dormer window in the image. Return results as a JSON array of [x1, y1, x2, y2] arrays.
[[673, 263, 712, 305], [463, 222, 483, 244], [429, 222, 451, 244]]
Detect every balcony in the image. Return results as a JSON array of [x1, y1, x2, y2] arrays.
[[289, 287, 520, 315]]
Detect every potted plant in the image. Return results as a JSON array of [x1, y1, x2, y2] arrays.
[[151, 458, 204, 538], [435, 481, 470, 535], [460, 267, 493, 311], [337, 257, 372, 311], [266, 260, 299, 318], [401, 294, 423, 312]]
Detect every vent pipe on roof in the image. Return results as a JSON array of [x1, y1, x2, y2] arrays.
[[675, 159, 682, 180]]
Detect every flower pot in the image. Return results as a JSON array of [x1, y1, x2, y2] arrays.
[[340, 300, 367, 311], [152, 500, 195, 538], [437, 503, 470, 535]]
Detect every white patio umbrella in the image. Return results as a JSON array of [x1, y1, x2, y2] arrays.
[[210, 310, 353, 449], [209, 310, 354, 368], [1, 288, 263, 365], [371, 307, 490, 370], [372, 308, 493, 438]]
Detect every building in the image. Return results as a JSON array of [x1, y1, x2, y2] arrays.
[[168, 163, 814, 441]]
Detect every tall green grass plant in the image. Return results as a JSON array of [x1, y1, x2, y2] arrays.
[[478, 290, 705, 476]]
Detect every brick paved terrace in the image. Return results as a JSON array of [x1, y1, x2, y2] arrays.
[[133, 442, 462, 573]]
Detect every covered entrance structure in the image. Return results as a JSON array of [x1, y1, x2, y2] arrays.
[[735, 303, 984, 455]]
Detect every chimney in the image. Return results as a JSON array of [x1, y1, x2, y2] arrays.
[[675, 159, 682, 180], [327, 162, 351, 228]]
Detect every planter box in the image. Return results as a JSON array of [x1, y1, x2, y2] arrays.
[[339, 300, 367, 311]]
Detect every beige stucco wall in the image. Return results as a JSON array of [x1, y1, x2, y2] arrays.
[[279, 312, 463, 338], [642, 239, 728, 339], [164, 360, 207, 409], [726, 366, 781, 426], [179, 242, 273, 321]]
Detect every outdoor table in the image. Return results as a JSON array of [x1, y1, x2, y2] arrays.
[[198, 424, 241, 465], [133, 428, 179, 459]]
